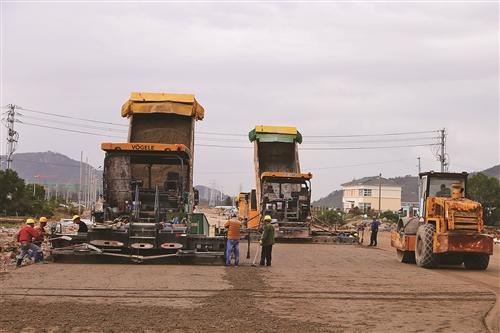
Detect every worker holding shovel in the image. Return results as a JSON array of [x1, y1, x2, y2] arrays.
[[260, 215, 275, 266]]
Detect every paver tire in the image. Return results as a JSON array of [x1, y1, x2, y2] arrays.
[[415, 224, 439, 268], [463, 253, 489, 270], [397, 250, 416, 264]]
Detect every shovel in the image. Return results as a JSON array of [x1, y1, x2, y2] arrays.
[[251, 245, 261, 267], [48, 235, 73, 241]]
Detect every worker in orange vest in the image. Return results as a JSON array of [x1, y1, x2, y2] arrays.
[[33, 216, 48, 246], [224, 214, 241, 267]]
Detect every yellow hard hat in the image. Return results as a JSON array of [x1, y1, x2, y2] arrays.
[[26, 218, 35, 224], [39, 217, 48, 223], [264, 215, 272, 221], [72, 215, 80, 221]]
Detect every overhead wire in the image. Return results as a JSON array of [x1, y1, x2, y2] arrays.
[[304, 158, 416, 171], [305, 130, 439, 138], [17, 114, 129, 133], [6, 105, 441, 152], [15, 120, 126, 139], [13, 119, 439, 151], [14, 106, 128, 127], [6, 105, 439, 139]]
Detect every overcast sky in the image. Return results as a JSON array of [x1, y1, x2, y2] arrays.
[[1, 2, 498, 199]]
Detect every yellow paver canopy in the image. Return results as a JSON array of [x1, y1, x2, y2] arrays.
[[121, 92, 204, 120]]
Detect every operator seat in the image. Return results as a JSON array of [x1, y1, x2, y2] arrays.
[[164, 172, 180, 192]]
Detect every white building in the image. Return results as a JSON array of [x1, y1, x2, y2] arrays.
[[342, 176, 402, 212]]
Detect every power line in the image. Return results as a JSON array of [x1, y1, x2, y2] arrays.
[[17, 114, 129, 133], [300, 143, 439, 151], [303, 136, 440, 144], [193, 157, 425, 174], [305, 130, 439, 138], [196, 143, 252, 149], [16, 120, 126, 139], [197, 131, 247, 137], [4, 106, 441, 140], [11, 118, 440, 151], [14, 106, 128, 127], [196, 143, 439, 150], [304, 158, 416, 171]]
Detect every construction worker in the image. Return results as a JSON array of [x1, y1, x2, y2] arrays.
[[357, 222, 365, 244], [72, 215, 88, 233], [224, 214, 241, 267], [16, 218, 43, 267], [260, 215, 275, 266], [436, 184, 451, 197], [369, 217, 381, 246], [34, 216, 48, 246]]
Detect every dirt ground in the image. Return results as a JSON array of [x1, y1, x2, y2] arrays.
[[0, 232, 498, 333]]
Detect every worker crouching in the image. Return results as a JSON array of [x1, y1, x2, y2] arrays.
[[16, 218, 44, 267]]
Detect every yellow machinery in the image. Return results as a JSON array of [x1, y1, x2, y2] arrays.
[[50, 92, 226, 262], [391, 171, 493, 269], [248, 125, 313, 239], [237, 191, 260, 229]]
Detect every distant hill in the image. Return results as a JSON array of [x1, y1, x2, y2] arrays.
[[312, 164, 500, 208], [312, 190, 343, 209], [477, 165, 499, 180], [1, 151, 99, 184], [391, 175, 419, 203], [2, 153, 232, 205]]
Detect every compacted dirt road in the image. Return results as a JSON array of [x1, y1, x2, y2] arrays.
[[1, 232, 498, 333]]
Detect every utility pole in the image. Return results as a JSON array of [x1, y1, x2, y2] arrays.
[[438, 128, 448, 172], [378, 173, 382, 217], [5, 104, 19, 170], [209, 180, 216, 207], [417, 157, 421, 200], [79, 151, 83, 215]]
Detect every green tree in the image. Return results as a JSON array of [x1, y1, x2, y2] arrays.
[[468, 173, 500, 226], [0, 170, 54, 216], [317, 209, 346, 225], [0, 169, 29, 215], [380, 210, 399, 222]]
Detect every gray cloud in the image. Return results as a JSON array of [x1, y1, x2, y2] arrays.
[[2, 2, 498, 199]]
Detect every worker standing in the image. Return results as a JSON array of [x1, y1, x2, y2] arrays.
[[72, 215, 88, 233], [357, 223, 365, 244], [260, 215, 275, 266], [16, 219, 44, 267], [369, 217, 381, 246], [224, 216, 241, 267]]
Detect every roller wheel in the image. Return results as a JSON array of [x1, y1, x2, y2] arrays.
[[463, 253, 489, 270], [415, 224, 439, 268], [439, 254, 463, 266], [397, 249, 416, 264]]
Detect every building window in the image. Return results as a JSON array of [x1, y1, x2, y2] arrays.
[[358, 189, 372, 197], [359, 203, 372, 213]]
